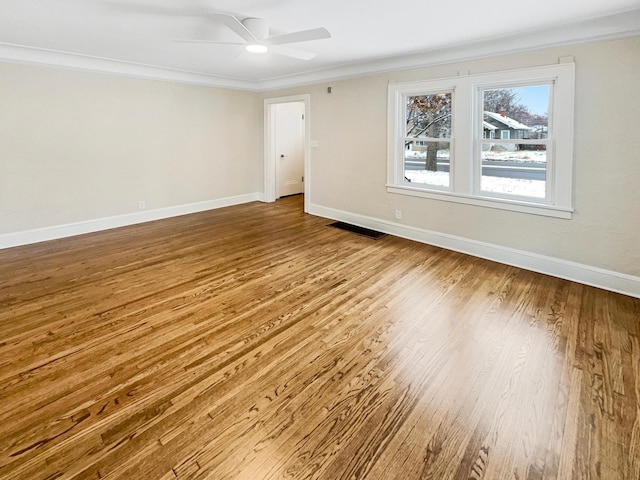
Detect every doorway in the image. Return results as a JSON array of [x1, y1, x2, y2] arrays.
[[275, 102, 304, 197], [264, 94, 311, 211]]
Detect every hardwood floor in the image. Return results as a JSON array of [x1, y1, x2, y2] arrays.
[[0, 194, 638, 480]]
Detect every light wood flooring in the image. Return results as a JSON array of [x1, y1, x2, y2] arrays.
[[0, 195, 639, 479]]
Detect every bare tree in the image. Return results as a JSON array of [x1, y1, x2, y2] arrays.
[[406, 94, 451, 171]]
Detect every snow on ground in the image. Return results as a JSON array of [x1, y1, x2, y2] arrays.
[[404, 149, 546, 197], [405, 150, 547, 163], [480, 150, 547, 163], [405, 171, 450, 187], [405, 170, 545, 198]]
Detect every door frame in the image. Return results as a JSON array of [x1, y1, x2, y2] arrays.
[[264, 94, 311, 212]]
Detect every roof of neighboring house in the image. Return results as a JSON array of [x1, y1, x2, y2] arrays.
[[484, 111, 535, 131], [483, 121, 497, 131]]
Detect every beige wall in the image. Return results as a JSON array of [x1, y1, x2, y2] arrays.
[[265, 36, 640, 277], [1, 37, 638, 279], [0, 62, 263, 234]]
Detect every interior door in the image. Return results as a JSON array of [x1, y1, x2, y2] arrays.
[[275, 102, 305, 198]]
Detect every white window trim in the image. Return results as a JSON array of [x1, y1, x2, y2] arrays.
[[387, 63, 575, 219]]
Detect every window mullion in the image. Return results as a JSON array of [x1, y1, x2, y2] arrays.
[[452, 80, 471, 195]]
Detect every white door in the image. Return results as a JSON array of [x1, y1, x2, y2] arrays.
[[275, 102, 305, 198]]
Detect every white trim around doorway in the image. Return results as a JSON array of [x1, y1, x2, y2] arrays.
[[264, 94, 311, 212]]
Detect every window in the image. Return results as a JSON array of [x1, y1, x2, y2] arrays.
[[404, 92, 452, 188], [479, 85, 550, 199], [387, 63, 575, 218]]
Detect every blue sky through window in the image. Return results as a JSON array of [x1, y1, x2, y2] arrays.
[[516, 85, 549, 115]]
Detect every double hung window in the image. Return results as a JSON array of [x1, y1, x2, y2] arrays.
[[387, 63, 575, 218]]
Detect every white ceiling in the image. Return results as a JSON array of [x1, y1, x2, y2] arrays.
[[1, 0, 639, 90]]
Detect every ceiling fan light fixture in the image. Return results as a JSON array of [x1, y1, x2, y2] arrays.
[[246, 44, 268, 54]]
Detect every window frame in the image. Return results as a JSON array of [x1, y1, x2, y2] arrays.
[[387, 63, 575, 219], [475, 81, 554, 203]]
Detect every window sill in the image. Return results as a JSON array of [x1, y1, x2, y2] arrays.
[[386, 185, 573, 219]]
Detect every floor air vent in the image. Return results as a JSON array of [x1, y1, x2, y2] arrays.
[[328, 221, 386, 239]]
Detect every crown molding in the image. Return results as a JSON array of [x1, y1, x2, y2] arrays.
[[0, 8, 638, 92], [255, 8, 640, 90], [0, 43, 258, 91]]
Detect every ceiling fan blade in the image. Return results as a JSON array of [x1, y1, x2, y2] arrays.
[[269, 45, 317, 61], [208, 13, 258, 43], [267, 27, 330, 45]]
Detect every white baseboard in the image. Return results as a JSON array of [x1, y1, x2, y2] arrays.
[[308, 203, 640, 299], [3, 196, 638, 299], [0, 192, 264, 250]]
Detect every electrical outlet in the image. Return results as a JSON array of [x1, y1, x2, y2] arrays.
[[138, 200, 146, 210], [394, 209, 402, 220]]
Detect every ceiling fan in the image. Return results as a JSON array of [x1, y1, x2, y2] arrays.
[[175, 13, 331, 60]]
